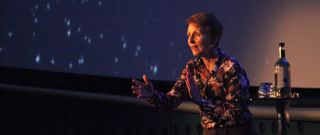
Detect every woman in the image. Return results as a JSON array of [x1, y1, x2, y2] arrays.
[[132, 12, 256, 135]]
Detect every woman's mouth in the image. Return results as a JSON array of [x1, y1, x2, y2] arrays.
[[190, 45, 198, 49]]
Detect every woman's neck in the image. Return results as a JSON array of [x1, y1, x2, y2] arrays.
[[201, 48, 219, 72]]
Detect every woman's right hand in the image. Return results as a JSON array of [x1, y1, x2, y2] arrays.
[[132, 74, 155, 99]]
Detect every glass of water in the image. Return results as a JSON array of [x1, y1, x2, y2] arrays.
[[258, 82, 275, 98]]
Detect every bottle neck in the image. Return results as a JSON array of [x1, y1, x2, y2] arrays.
[[278, 46, 286, 58]]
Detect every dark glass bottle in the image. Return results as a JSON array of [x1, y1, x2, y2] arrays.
[[274, 42, 291, 97]]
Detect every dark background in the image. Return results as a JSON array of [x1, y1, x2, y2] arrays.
[[1, 0, 320, 88]]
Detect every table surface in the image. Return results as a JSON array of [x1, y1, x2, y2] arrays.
[[251, 97, 320, 107]]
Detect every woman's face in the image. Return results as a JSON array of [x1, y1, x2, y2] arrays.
[[187, 23, 215, 57]]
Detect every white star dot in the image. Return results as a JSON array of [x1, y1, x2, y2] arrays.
[[150, 64, 159, 75], [64, 18, 71, 27], [170, 41, 174, 47], [114, 57, 119, 64], [35, 54, 41, 63], [34, 18, 38, 24], [67, 29, 71, 37], [34, 4, 39, 10], [122, 41, 127, 49], [69, 63, 73, 69], [78, 56, 85, 64], [51, 58, 55, 65], [99, 33, 104, 39], [153, 65, 158, 74], [136, 45, 141, 51], [98, 1, 103, 6], [46, 3, 51, 10], [87, 38, 92, 44], [7, 32, 13, 38]]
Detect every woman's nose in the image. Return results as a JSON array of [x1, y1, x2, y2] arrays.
[[188, 36, 195, 44]]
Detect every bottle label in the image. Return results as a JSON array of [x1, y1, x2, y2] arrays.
[[275, 66, 291, 96]]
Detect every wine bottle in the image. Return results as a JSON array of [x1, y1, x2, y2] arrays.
[[274, 42, 291, 97]]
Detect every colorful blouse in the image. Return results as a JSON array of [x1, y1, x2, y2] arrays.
[[148, 48, 252, 129]]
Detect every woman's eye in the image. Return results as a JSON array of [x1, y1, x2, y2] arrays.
[[194, 32, 200, 37]]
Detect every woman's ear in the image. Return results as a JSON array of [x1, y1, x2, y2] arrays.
[[210, 36, 219, 48]]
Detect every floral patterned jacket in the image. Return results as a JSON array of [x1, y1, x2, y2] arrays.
[[148, 48, 252, 129]]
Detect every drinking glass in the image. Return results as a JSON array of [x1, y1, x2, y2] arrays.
[[258, 82, 275, 98]]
